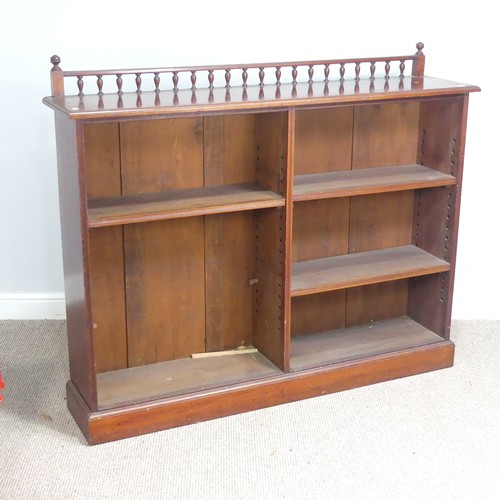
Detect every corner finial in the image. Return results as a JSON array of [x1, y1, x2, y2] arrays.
[[415, 42, 424, 55], [50, 55, 61, 70]]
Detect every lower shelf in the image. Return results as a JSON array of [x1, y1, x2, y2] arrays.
[[290, 316, 443, 371], [97, 350, 281, 410]]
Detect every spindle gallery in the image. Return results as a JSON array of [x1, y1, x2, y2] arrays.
[[43, 43, 479, 444]]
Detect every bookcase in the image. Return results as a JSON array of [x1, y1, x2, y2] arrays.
[[44, 43, 480, 444]]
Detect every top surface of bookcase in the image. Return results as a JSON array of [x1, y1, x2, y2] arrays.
[[42, 43, 480, 120], [43, 76, 479, 119]]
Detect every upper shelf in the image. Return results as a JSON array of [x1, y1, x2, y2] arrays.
[[294, 164, 456, 201], [291, 245, 450, 297], [88, 182, 284, 228], [43, 76, 480, 119]]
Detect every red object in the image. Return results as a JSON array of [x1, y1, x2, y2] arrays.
[[0, 369, 4, 404]]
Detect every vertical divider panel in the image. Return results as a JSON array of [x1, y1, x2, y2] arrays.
[[253, 111, 289, 371], [283, 108, 295, 370], [84, 122, 127, 373]]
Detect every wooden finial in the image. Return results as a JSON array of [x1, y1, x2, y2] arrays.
[[50, 55, 64, 97], [415, 42, 424, 55], [50, 55, 61, 70]]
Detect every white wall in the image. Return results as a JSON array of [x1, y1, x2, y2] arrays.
[[0, 0, 497, 319]]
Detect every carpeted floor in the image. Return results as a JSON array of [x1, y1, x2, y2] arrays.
[[0, 320, 499, 499]]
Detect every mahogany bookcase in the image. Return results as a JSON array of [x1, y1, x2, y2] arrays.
[[43, 43, 480, 444]]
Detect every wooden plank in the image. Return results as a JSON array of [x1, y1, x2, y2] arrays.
[[291, 245, 450, 297], [349, 191, 414, 253], [291, 291, 346, 337], [120, 117, 204, 194], [352, 101, 420, 168], [346, 280, 408, 327], [204, 114, 256, 185], [97, 350, 281, 410], [83, 122, 121, 198], [254, 111, 287, 194], [88, 227, 127, 372], [87, 183, 284, 227], [293, 164, 456, 201], [290, 316, 443, 371], [221, 114, 256, 184], [292, 198, 350, 262], [418, 97, 462, 174], [83, 122, 127, 373], [205, 213, 254, 352], [124, 218, 206, 367], [294, 107, 353, 175]]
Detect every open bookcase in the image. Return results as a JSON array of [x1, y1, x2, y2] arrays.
[[44, 43, 479, 444]]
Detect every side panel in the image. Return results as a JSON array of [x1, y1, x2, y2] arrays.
[[54, 113, 96, 410]]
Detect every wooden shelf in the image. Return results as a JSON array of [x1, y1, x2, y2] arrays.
[[87, 183, 285, 227], [293, 164, 456, 201], [97, 350, 281, 410], [290, 316, 444, 371], [291, 245, 450, 297]]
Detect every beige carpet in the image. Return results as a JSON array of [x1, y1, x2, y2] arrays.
[[0, 320, 499, 499]]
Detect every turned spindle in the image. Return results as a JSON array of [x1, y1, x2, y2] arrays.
[[370, 62, 376, 80], [292, 66, 298, 85], [308, 65, 314, 84], [154, 73, 160, 93], [97, 75, 103, 95], [355, 63, 360, 81], [384, 61, 390, 79], [172, 72, 179, 92], [116, 74, 123, 95], [208, 70, 215, 90], [324, 64, 330, 83], [191, 71, 197, 91], [77, 76, 84, 96], [339, 63, 345, 82], [399, 60, 405, 78], [259, 67, 265, 87], [225, 69, 231, 89], [135, 73, 142, 94], [275, 67, 281, 86], [242, 68, 248, 87]]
